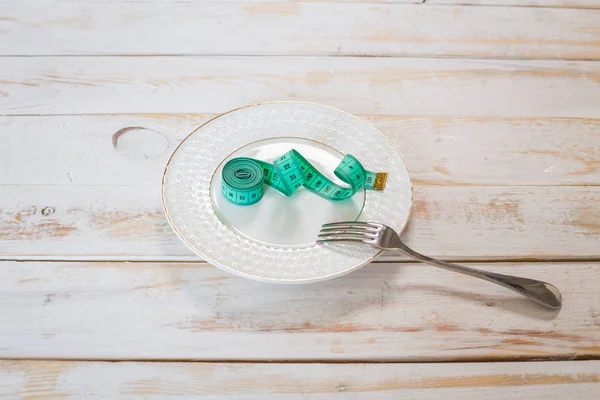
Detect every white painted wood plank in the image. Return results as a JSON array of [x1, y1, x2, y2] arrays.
[[3, 114, 600, 186], [1, 57, 600, 117], [55, 0, 600, 8], [2, 2, 599, 59], [0, 261, 598, 360], [1, 360, 600, 399], [0, 185, 598, 261], [428, 0, 600, 8]]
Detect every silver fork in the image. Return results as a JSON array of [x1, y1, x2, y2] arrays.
[[317, 221, 562, 309]]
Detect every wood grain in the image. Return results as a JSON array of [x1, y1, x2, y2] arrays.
[[52, 0, 600, 8], [2, 114, 600, 186], [0, 261, 598, 360], [2, 56, 600, 116], [428, 0, 600, 8], [1, 185, 598, 261], [1, 360, 599, 399], [2, 2, 599, 59]]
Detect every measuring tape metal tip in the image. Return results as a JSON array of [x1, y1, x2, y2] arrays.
[[373, 172, 388, 190]]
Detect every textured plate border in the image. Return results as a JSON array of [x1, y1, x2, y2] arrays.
[[162, 101, 413, 283]]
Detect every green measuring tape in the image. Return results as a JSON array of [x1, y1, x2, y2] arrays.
[[221, 149, 387, 206]]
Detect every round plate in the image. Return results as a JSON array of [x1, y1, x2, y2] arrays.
[[162, 102, 412, 282]]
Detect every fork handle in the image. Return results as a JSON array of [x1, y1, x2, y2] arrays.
[[393, 240, 562, 309]]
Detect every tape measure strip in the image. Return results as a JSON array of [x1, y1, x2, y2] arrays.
[[222, 149, 387, 206]]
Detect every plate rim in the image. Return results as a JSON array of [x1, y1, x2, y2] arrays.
[[161, 101, 414, 283]]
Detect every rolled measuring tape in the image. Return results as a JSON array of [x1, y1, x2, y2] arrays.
[[221, 149, 387, 206]]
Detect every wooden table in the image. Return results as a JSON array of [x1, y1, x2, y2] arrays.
[[1, 1, 600, 398]]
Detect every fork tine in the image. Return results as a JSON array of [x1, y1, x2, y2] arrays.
[[317, 232, 376, 240], [316, 238, 375, 246], [319, 226, 378, 234], [322, 221, 383, 229]]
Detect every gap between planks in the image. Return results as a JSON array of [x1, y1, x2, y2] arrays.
[[4, 258, 600, 264], [1, 54, 600, 62], [7, 183, 600, 187], [5, 112, 600, 119], [1, 355, 599, 364]]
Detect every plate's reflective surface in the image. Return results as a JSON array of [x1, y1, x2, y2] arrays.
[[210, 137, 365, 248]]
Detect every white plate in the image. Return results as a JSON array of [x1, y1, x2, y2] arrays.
[[162, 102, 412, 282]]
